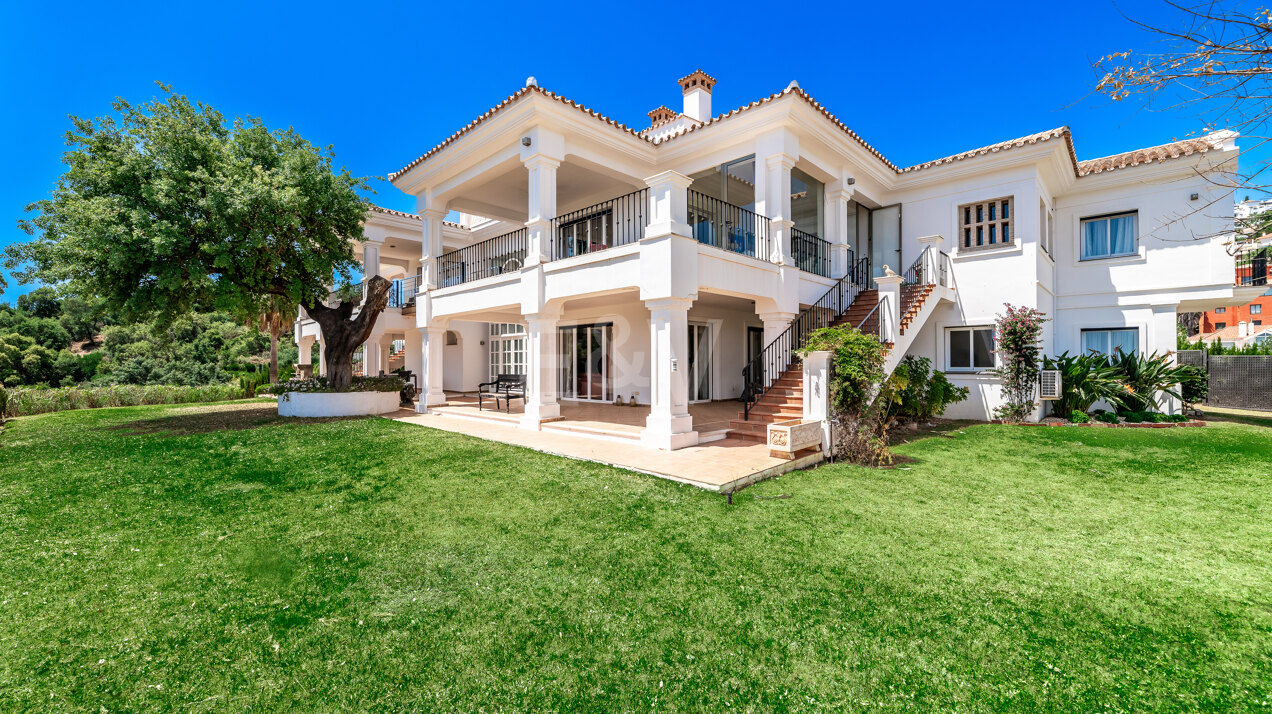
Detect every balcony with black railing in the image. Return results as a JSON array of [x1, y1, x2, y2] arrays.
[[1235, 241, 1270, 287], [436, 228, 528, 288], [792, 228, 831, 277], [387, 275, 421, 309], [550, 188, 648, 261], [687, 190, 770, 261]]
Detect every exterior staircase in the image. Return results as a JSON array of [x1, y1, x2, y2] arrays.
[[726, 287, 888, 443], [725, 246, 951, 443]]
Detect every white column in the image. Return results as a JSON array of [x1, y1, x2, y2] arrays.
[[875, 273, 904, 344], [316, 340, 326, 376], [404, 328, 424, 409], [363, 339, 382, 376], [362, 243, 381, 280], [827, 182, 854, 279], [419, 325, 448, 409], [524, 155, 559, 266], [764, 154, 795, 265], [644, 170, 693, 238], [380, 335, 396, 373], [802, 350, 832, 455], [642, 297, 698, 450], [521, 311, 561, 428], [419, 206, 446, 290]]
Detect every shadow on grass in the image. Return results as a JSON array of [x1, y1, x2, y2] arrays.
[[100, 402, 363, 436]]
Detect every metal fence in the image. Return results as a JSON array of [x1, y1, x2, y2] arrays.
[[1177, 350, 1272, 411]]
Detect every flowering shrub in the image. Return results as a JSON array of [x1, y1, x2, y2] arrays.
[[263, 375, 405, 396], [798, 325, 891, 465], [990, 303, 1048, 422], [2, 383, 247, 418]]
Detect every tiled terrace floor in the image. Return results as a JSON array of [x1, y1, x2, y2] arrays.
[[385, 393, 821, 492]]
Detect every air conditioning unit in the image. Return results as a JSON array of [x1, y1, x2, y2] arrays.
[[1039, 369, 1062, 400]]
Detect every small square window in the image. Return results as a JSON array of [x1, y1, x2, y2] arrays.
[[1216, 307, 1226, 314], [1250, 304, 1262, 314], [1215, 322, 1227, 330], [959, 197, 1013, 251]]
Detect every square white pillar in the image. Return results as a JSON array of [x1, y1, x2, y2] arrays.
[[875, 273, 904, 344], [764, 154, 795, 265], [418, 206, 447, 290], [418, 325, 448, 410], [521, 312, 561, 428], [524, 155, 559, 265], [363, 339, 382, 376], [642, 297, 698, 450], [802, 350, 832, 455]]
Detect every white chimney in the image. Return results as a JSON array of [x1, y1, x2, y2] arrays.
[[1239, 321, 1249, 337], [679, 69, 716, 123]]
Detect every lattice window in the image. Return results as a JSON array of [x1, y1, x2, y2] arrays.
[[960, 197, 1012, 251]]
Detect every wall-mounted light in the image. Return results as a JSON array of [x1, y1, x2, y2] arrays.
[[1190, 192, 1199, 200], [846, 177, 856, 186], [521, 136, 532, 147]]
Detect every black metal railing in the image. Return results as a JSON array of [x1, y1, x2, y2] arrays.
[[550, 188, 648, 261], [437, 228, 528, 287], [792, 227, 831, 277], [687, 190, 770, 261], [387, 275, 421, 308], [740, 252, 873, 419], [1235, 242, 1270, 286]]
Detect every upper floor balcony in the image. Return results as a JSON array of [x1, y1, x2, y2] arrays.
[[430, 185, 837, 290]]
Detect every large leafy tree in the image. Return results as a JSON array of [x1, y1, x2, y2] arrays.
[[7, 85, 388, 389]]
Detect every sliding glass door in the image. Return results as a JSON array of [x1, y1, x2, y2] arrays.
[[558, 324, 612, 401], [687, 323, 712, 403]]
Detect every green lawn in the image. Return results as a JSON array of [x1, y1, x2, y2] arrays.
[[2, 403, 1270, 711]]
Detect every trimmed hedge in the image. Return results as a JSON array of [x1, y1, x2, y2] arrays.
[[1, 383, 247, 418]]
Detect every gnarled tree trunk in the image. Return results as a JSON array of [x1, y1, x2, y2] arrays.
[[302, 276, 392, 390]]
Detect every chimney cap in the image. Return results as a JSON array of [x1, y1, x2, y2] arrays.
[[647, 105, 678, 128], [678, 69, 717, 94]]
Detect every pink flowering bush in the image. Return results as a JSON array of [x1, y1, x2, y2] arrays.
[[990, 303, 1048, 422]]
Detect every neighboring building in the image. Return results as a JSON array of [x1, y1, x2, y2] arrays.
[[296, 71, 1259, 449], [1200, 294, 1271, 335], [1191, 323, 1272, 349], [1235, 196, 1272, 220]]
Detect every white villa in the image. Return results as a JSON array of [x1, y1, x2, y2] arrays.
[[295, 70, 1258, 452]]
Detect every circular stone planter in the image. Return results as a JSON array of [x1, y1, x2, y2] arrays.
[[277, 390, 400, 417]]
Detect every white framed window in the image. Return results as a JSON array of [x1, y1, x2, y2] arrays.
[[1080, 212, 1138, 260], [1250, 304, 1261, 314], [947, 326, 995, 371], [960, 197, 1012, 251], [1216, 307, 1227, 314], [489, 322, 527, 378], [1038, 199, 1053, 255], [1081, 328, 1138, 357]]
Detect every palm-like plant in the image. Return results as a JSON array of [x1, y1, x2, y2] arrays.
[[1043, 352, 1128, 415], [1111, 351, 1192, 412]]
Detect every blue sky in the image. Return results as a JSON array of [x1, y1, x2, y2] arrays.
[[0, 0, 1259, 304]]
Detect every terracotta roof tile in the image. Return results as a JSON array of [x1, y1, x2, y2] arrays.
[[898, 127, 1079, 175], [389, 86, 647, 183], [388, 80, 1232, 186], [1075, 135, 1228, 176], [369, 204, 466, 230], [652, 85, 901, 172]]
